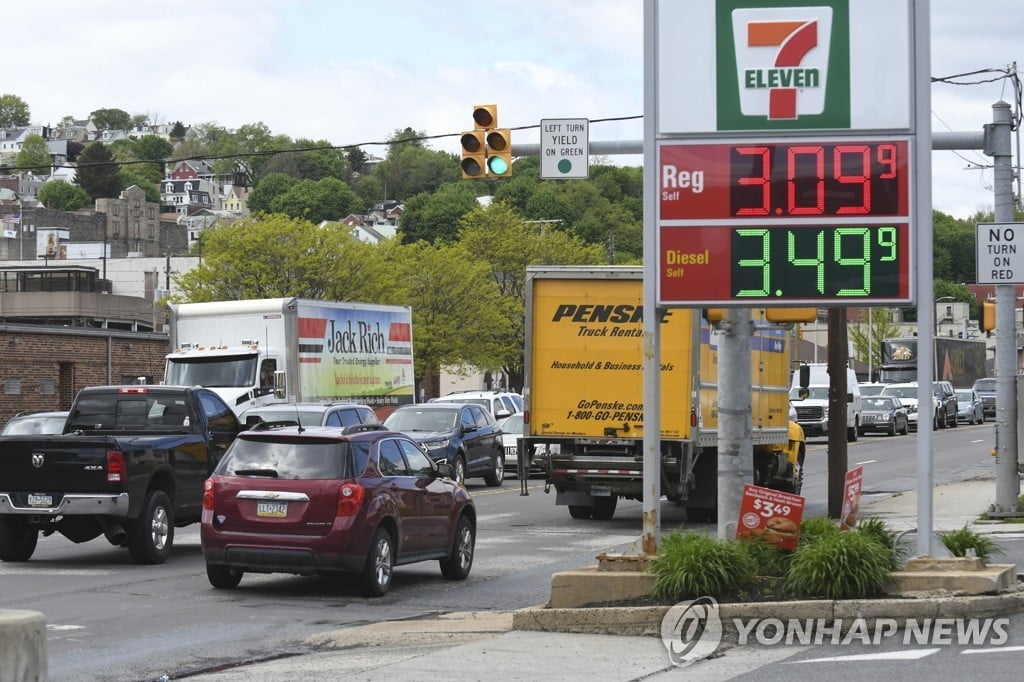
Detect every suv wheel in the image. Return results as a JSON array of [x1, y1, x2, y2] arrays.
[[483, 452, 503, 486], [359, 527, 394, 597], [453, 456, 466, 485]]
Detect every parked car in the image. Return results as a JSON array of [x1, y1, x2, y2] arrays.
[[1, 411, 69, 435], [955, 388, 985, 424], [858, 396, 909, 437], [879, 383, 922, 430], [240, 402, 380, 429], [880, 382, 957, 431], [972, 377, 996, 419], [201, 423, 475, 597], [932, 381, 959, 429], [430, 390, 523, 421], [383, 403, 504, 486]]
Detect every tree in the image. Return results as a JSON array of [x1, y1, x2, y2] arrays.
[[14, 134, 51, 174], [371, 128, 460, 200], [0, 94, 30, 127], [75, 142, 122, 199], [247, 173, 299, 214], [38, 180, 93, 211], [268, 177, 362, 223], [169, 121, 187, 140], [259, 139, 351, 182], [398, 182, 479, 243], [119, 170, 161, 203], [89, 108, 132, 131], [174, 215, 385, 302], [457, 202, 606, 390], [849, 308, 902, 380]]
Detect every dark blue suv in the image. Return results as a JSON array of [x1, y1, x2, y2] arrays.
[[973, 377, 996, 419], [383, 403, 504, 486]]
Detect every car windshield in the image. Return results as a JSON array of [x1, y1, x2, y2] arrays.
[[864, 398, 894, 409], [217, 437, 365, 479], [955, 390, 974, 402], [500, 413, 523, 434], [789, 387, 829, 400], [384, 409, 458, 432], [882, 387, 917, 399], [974, 379, 995, 391], [859, 385, 886, 396]]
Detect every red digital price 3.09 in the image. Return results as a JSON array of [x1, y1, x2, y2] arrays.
[[729, 141, 908, 218]]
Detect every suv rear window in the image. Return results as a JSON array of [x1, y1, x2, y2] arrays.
[[217, 437, 370, 479]]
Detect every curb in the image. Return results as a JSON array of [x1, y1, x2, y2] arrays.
[[511, 589, 1024, 637]]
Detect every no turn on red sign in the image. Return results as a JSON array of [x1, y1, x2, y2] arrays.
[[976, 222, 1024, 284], [540, 118, 589, 179]]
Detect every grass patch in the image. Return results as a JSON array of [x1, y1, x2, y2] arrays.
[[785, 531, 892, 599], [938, 526, 1004, 562], [649, 531, 755, 600]]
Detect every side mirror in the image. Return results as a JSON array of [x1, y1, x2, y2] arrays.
[[846, 392, 854, 402], [797, 387, 809, 399], [435, 461, 454, 479]]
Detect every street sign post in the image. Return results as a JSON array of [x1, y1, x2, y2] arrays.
[[540, 118, 589, 179]]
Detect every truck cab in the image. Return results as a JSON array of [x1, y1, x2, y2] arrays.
[[789, 363, 862, 442]]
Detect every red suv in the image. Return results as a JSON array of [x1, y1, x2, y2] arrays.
[[200, 423, 475, 597]]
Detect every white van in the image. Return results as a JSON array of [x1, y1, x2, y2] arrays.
[[788, 363, 863, 442]]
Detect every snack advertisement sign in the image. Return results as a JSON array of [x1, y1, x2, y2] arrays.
[[839, 466, 864, 530], [736, 484, 805, 550]]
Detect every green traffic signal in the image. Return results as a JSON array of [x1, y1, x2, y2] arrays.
[[487, 156, 509, 176]]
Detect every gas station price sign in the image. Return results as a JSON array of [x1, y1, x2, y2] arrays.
[[657, 138, 913, 305]]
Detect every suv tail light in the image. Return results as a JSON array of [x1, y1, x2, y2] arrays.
[[336, 481, 365, 516], [106, 450, 126, 482], [203, 478, 215, 510]]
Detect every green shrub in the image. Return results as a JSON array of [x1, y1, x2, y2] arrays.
[[650, 531, 755, 599], [798, 516, 839, 547], [938, 526, 1003, 562], [738, 535, 790, 577], [785, 531, 891, 599], [854, 517, 909, 570]]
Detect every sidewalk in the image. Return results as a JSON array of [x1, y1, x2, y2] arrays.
[[186, 476, 1024, 681]]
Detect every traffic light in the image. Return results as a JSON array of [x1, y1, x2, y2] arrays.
[[980, 300, 996, 333], [462, 105, 512, 179], [460, 130, 486, 179], [485, 128, 512, 177], [765, 307, 817, 323]]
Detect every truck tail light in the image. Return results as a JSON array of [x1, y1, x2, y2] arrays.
[[336, 481, 365, 517], [523, 410, 530, 424], [203, 478, 215, 510], [106, 450, 126, 482]]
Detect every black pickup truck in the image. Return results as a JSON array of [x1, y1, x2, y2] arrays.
[[0, 385, 242, 564]]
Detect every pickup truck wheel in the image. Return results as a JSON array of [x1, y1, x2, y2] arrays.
[[483, 452, 504, 487], [0, 517, 38, 562], [568, 505, 592, 519], [847, 423, 858, 442], [591, 495, 618, 520], [439, 514, 475, 580], [206, 563, 243, 589], [359, 527, 394, 597], [127, 490, 174, 565]]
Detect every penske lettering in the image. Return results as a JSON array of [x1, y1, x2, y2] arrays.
[[551, 304, 673, 323]]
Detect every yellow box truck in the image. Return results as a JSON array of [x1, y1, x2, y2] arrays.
[[522, 266, 804, 521]]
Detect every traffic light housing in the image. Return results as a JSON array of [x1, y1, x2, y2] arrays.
[[765, 307, 818, 323], [980, 300, 996, 332], [460, 130, 486, 179], [462, 105, 511, 178]]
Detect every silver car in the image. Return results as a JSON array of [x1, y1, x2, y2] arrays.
[[955, 388, 984, 424]]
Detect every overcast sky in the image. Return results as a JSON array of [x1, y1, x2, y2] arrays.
[[6, 0, 1020, 219]]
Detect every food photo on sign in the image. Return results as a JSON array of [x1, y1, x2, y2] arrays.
[[839, 466, 865, 530], [735, 483, 806, 550]]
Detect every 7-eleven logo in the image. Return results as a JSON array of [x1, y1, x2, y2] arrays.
[[717, 2, 848, 130], [733, 7, 831, 119]]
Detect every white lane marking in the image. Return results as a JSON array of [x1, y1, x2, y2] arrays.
[[963, 645, 1024, 654], [970, 439, 985, 444], [789, 648, 940, 663], [47, 625, 85, 631], [855, 459, 877, 466]]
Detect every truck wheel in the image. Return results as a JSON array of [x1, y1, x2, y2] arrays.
[[591, 495, 618, 520], [847, 422, 858, 442], [359, 527, 394, 597], [483, 452, 504, 487], [206, 563, 243, 589], [127, 490, 174, 565], [0, 517, 38, 562], [439, 514, 475, 580], [568, 505, 592, 519]]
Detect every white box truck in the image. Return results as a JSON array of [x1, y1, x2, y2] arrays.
[[164, 298, 414, 416]]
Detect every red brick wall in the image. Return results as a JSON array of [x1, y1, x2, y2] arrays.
[[0, 330, 168, 425]]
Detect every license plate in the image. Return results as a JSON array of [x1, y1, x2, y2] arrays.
[[256, 501, 288, 517], [27, 493, 53, 507], [591, 486, 612, 497]]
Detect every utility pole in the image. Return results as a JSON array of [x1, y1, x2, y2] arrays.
[[717, 308, 753, 538], [826, 310, 849, 518]]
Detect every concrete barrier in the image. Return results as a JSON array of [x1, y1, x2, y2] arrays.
[[0, 610, 46, 682]]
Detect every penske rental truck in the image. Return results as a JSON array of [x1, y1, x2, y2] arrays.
[[165, 298, 414, 417], [521, 266, 804, 521]]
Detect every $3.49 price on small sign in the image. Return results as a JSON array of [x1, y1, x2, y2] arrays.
[[736, 484, 806, 550], [840, 466, 865, 530]]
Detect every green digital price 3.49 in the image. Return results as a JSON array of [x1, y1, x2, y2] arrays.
[[731, 225, 905, 299]]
